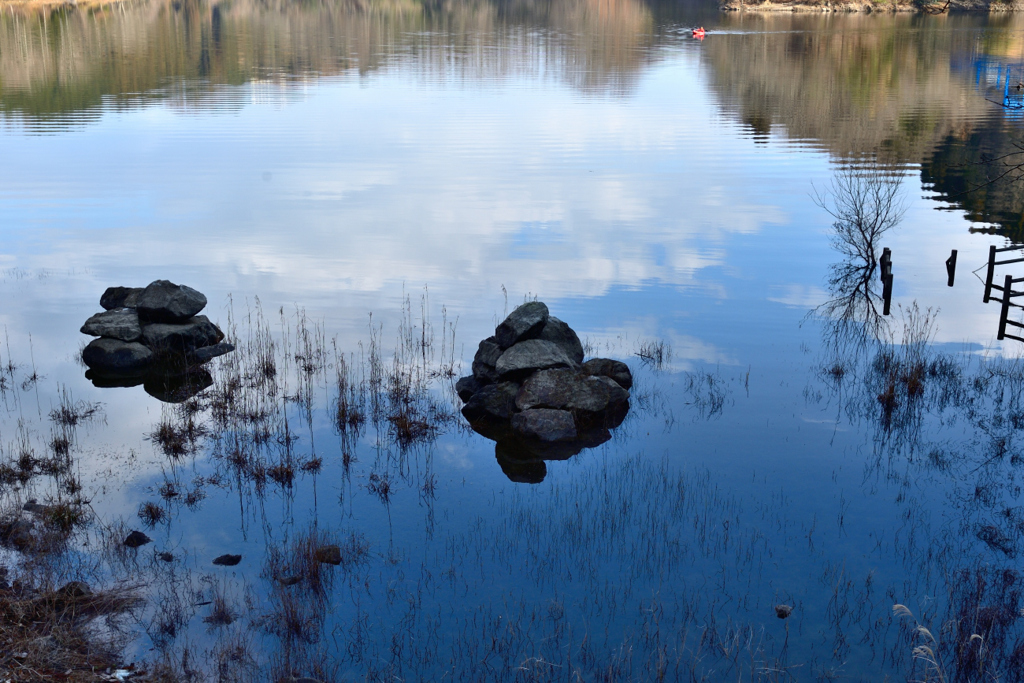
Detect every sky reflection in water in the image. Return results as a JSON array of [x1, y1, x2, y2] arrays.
[[2, 1, 1024, 680]]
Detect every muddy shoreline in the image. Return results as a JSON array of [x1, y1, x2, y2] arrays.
[[720, 0, 1024, 12]]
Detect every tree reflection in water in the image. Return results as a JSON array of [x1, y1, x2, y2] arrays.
[[812, 165, 905, 357]]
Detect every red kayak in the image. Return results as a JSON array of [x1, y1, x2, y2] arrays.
[[692, 27, 706, 39]]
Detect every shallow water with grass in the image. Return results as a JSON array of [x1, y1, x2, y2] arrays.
[[3, 0, 1024, 680]]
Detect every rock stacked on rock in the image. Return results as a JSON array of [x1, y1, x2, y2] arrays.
[[456, 302, 632, 483], [80, 280, 235, 401]]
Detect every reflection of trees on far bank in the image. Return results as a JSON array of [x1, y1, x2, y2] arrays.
[[702, 13, 998, 162], [0, 0, 710, 121], [702, 12, 1024, 241], [923, 113, 1024, 242]]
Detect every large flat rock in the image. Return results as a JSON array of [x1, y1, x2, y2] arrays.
[[495, 339, 576, 379], [80, 308, 142, 342]]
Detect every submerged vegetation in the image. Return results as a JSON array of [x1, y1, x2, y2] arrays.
[[1, 308, 1021, 678], [0, 264, 1022, 679]]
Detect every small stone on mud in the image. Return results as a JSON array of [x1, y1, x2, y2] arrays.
[[775, 604, 793, 619], [212, 554, 242, 566]]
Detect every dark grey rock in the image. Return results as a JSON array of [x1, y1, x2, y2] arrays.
[[495, 301, 549, 349], [278, 576, 302, 586], [496, 339, 576, 379], [472, 360, 499, 383], [158, 552, 174, 562], [495, 443, 547, 484], [124, 530, 152, 548], [84, 370, 144, 389], [455, 375, 484, 402], [82, 338, 153, 375], [141, 316, 224, 356], [315, 545, 342, 565], [516, 368, 580, 411], [80, 309, 142, 342], [576, 425, 613, 449], [100, 286, 143, 310], [583, 358, 633, 390], [512, 409, 577, 442], [537, 317, 584, 364], [144, 370, 214, 404], [461, 381, 520, 423], [474, 337, 502, 367], [193, 342, 235, 363], [212, 554, 242, 566], [137, 280, 207, 323], [465, 415, 515, 443], [471, 337, 503, 382], [566, 375, 630, 416], [515, 437, 589, 462], [568, 374, 630, 430]]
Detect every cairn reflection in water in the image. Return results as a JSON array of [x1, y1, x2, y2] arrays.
[[457, 301, 631, 483], [80, 280, 235, 403]]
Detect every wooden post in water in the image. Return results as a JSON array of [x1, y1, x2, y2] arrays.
[[999, 274, 1012, 340], [879, 248, 891, 283], [984, 245, 997, 302], [946, 249, 957, 287], [882, 272, 893, 316]]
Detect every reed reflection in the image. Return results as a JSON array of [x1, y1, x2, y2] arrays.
[[808, 305, 1024, 679], [804, 178, 1024, 676]]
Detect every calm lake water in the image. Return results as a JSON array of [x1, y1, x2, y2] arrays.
[[3, 0, 1024, 680]]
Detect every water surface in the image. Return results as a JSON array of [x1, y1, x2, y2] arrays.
[[2, 1, 1024, 680]]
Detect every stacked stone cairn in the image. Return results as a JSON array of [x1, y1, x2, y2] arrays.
[[456, 302, 632, 483], [80, 280, 235, 401]]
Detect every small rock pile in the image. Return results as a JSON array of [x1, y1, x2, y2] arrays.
[[80, 280, 235, 400], [457, 302, 632, 483]]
